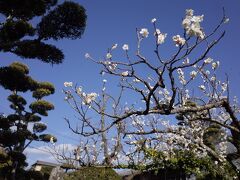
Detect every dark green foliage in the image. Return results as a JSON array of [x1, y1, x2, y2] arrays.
[[33, 89, 52, 99], [8, 94, 27, 106], [7, 114, 20, 122], [9, 151, 27, 166], [26, 170, 44, 180], [38, 82, 55, 94], [0, 0, 87, 64], [0, 0, 57, 20], [175, 114, 184, 121], [0, 148, 9, 163], [40, 166, 55, 179], [33, 82, 55, 100], [30, 100, 54, 116], [0, 20, 34, 42], [39, 134, 57, 143], [0, 62, 38, 92], [24, 166, 54, 180], [38, 1, 87, 40], [0, 130, 18, 146], [28, 114, 42, 122], [61, 163, 75, 170], [13, 40, 64, 64], [8, 94, 27, 111], [64, 167, 121, 180], [0, 116, 13, 130], [144, 149, 237, 179], [0, 62, 56, 179], [132, 169, 186, 180], [15, 129, 32, 141], [33, 123, 47, 133], [230, 129, 240, 160], [0, 1, 87, 178], [0, 168, 47, 180], [184, 100, 197, 107], [9, 61, 30, 74], [203, 124, 223, 150]]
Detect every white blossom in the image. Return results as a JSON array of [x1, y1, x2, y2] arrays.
[[106, 53, 112, 59], [151, 18, 157, 23], [212, 61, 220, 70], [224, 18, 230, 24], [83, 92, 98, 104], [154, 29, 161, 35], [64, 82, 73, 87], [199, 85, 206, 91], [104, 61, 117, 71], [182, 9, 205, 39], [186, 9, 194, 16], [133, 78, 140, 83], [204, 57, 213, 64], [111, 44, 118, 50], [177, 68, 184, 76], [157, 33, 167, 45], [122, 44, 129, 51], [50, 136, 54, 144], [210, 76, 216, 82], [139, 28, 149, 38], [85, 53, 90, 59], [172, 35, 186, 46], [163, 88, 170, 95], [121, 71, 129, 77], [76, 87, 82, 95], [190, 70, 197, 79], [182, 58, 190, 64], [182, 18, 191, 29], [221, 82, 228, 92]]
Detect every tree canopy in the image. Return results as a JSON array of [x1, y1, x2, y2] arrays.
[[0, 0, 87, 64], [0, 62, 57, 179], [0, 1, 88, 179]]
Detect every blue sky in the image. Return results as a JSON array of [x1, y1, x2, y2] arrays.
[[1, 0, 240, 166]]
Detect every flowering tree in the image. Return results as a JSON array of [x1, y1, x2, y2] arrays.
[[62, 9, 239, 178]]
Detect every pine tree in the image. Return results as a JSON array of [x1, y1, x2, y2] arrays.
[[0, 62, 57, 179], [0, 0, 87, 64], [0, 1, 87, 179]]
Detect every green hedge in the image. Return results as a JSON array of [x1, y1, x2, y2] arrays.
[[64, 167, 121, 180]]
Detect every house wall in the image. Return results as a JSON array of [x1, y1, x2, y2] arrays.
[[34, 165, 42, 171]]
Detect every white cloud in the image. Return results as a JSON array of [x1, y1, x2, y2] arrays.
[[52, 143, 77, 152], [24, 144, 77, 167], [25, 146, 49, 156]]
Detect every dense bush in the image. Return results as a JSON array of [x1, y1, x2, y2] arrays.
[[64, 167, 121, 180]]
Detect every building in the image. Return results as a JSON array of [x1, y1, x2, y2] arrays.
[[31, 160, 59, 171]]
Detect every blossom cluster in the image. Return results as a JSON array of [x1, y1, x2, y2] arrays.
[[154, 28, 167, 45], [172, 35, 186, 47], [158, 88, 172, 103], [63, 82, 98, 105], [103, 60, 117, 71], [177, 68, 186, 85], [76, 87, 98, 105], [139, 19, 167, 45], [182, 9, 205, 39]]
